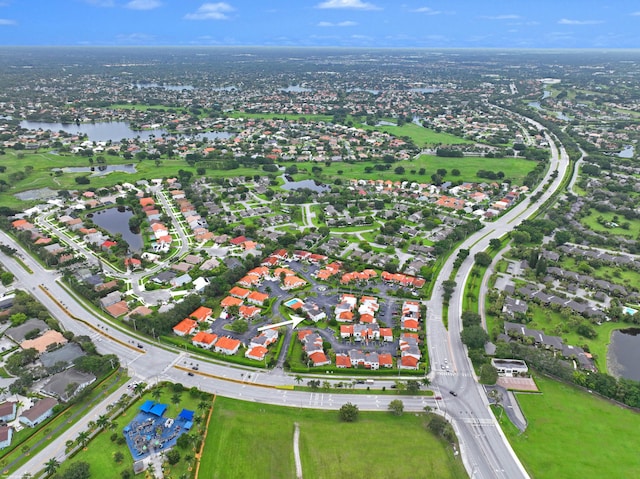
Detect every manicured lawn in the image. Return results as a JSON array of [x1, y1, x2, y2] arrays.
[[0, 150, 260, 208], [580, 209, 640, 238], [360, 121, 472, 146], [292, 155, 536, 185], [501, 375, 640, 479], [202, 396, 466, 479]]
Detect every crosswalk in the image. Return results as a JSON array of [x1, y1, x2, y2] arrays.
[[437, 371, 473, 377]]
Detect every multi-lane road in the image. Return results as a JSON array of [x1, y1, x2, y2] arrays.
[[1, 117, 570, 478], [426, 125, 570, 479]]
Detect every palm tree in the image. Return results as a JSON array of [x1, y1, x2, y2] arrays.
[[294, 375, 303, 385], [76, 431, 90, 449], [96, 414, 109, 429], [197, 401, 209, 413], [44, 458, 60, 476], [171, 393, 181, 406], [133, 382, 146, 395], [421, 376, 431, 387], [151, 388, 162, 401]]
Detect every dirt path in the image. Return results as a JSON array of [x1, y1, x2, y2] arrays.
[[293, 422, 303, 479]]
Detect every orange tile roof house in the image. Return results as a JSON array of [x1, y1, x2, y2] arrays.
[[245, 345, 268, 361], [247, 291, 269, 306], [105, 301, 130, 318], [308, 351, 330, 367], [214, 336, 241, 355], [282, 275, 307, 290], [173, 318, 197, 337], [220, 296, 243, 308], [189, 306, 213, 322], [399, 355, 419, 370], [239, 305, 261, 319], [378, 353, 394, 368], [335, 353, 351, 368], [192, 331, 217, 349], [229, 286, 251, 299], [237, 275, 261, 287]]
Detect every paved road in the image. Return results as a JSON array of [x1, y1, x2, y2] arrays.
[[426, 124, 569, 479]]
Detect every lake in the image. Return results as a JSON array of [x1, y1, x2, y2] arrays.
[[608, 328, 640, 381], [281, 176, 330, 193], [53, 164, 137, 176], [618, 145, 634, 158], [280, 85, 312, 92], [90, 207, 143, 252], [20, 120, 166, 142], [135, 83, 194, 91]]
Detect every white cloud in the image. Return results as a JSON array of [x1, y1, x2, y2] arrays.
[[558, 18, 603, 25], [184, 2, 234, 20], [631, 11, 640, 16], [115, 32, 156, 43], [0, 18, 15, 25], [316, 0, 380, 11], [411, 7, 446, 15], [317, 20, 357, 27], [126, 0, 162, 10], [482, 14, 521, 20]]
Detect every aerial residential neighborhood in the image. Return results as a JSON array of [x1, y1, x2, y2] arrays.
[[2, 7, 640, 476]]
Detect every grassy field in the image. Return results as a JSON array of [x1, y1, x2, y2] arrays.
[[580, 209, 640, 238], [201, 396, 467, 479], [0, 150, 260, 209], [500, 375, 640, 479], [361, 121, 472, 146], [293, 155, 536, 185]]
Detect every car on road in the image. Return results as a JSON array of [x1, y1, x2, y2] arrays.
[[449, 390, 457, 396], [435, 396, 442, 400], [187, 372, 194, 376]]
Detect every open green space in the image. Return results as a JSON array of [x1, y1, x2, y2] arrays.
[[0, 150, 260, 209], [499, 375, 640, 479], [293, 155, 536, 185], [201, 396, 466, 479], [580, 209, 640, 238], [361, 121, 472, 146]]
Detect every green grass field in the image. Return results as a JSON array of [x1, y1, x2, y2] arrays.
[[580, 209, 640, 238], [500, 375, 640, 479], [201, 396, 467, 479], [293, 155, 536, 185], [361, 121, 472, 146]]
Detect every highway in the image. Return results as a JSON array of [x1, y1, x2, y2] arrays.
[[426, 124, 569, 479], [0, 118, 570, 478]]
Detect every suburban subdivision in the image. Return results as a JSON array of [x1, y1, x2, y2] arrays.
[[1, 46, 640, 479]]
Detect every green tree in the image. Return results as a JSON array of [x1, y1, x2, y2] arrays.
[[388, 399, 404, 416], [113, 451, 124, 463], [460, 325, 489, 350], [474, 251, 492, 267], [76, 431, 90, 449], [489, 238, 502, 250], [479, 364, 498, 385], [339, 402, 359, 422], [406, 380, 421, 393], [62, 461, 90, 479], [44, 457, 60, 475], [166, 448, 181, 465]]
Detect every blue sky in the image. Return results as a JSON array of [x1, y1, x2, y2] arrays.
[[0, 1, 639, 48]]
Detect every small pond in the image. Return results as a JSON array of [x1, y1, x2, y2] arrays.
[[53, 164, 137, 176], [89, 207, 143, 252], [281, 176, 330, 193], [609, 328, 640, 381]]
